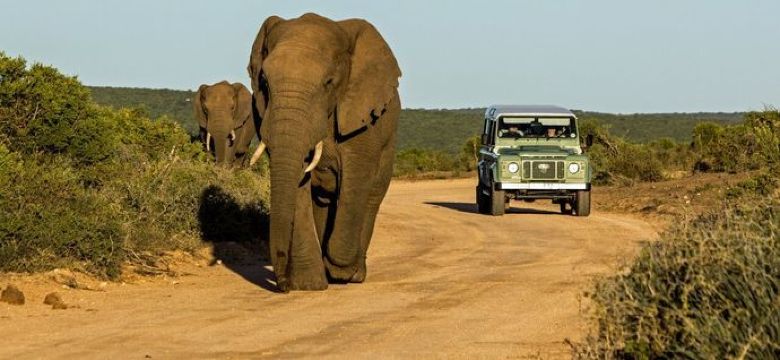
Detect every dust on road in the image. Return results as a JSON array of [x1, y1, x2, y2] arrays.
[[0, 178, 656, 359]]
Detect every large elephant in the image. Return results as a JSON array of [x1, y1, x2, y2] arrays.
[[194, 81, 256, 166], [246, 13, 401, 292]]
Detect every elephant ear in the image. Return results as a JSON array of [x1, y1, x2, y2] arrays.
[[193, 84, 208, 129], [336, 19, 401, 137], [231, 83, 252, 130], [248, 15, 284, 119]]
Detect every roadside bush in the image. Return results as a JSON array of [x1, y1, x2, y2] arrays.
[[744, 108, 780, 168], [604, 142, 665, 183], [392, 135, 480, 178], [0, 53, 269, 278], [393, 148, 458, 177], [582, 120, 667, 185], [0, 52, 95, 157], [582, 108, 779, 184], [725, 172, 778, 199], [692, 108, 780, 173], [647, 137, 696, 173], [0, 147, 124, 278], [109, 157, 269, 255], [574, 196, 780, 359], [458, 135, 481, 172]]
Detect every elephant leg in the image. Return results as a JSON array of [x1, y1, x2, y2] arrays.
[[323, 153, 374, 282], [350, 140, 395, 283], [286, 183, 328, 291]]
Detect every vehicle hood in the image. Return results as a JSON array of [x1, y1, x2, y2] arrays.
[[497, 145, 582, 157]]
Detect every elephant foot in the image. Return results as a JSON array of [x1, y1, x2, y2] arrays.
[[275, 277, 291, 293], [323, 257, 365, 283], [350, 257, 367, 283], [279, 266, 328, 292], [284, 277, 328, 291]]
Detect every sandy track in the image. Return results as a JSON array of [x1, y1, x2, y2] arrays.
[[0, 178, 656, 359]]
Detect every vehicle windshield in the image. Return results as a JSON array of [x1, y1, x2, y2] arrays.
[[498, 117, 576, 139]]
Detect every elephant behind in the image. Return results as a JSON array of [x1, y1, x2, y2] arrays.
[[248, 13, 401, 292], [194, 81, 257, 167]]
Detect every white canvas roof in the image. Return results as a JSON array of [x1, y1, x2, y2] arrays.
[[487, 105, 576, 119]]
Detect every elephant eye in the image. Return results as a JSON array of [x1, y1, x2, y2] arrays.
[[324, 77, 334, 88]]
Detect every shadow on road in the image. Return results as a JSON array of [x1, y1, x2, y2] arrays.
[[425, 201, 562, 215], [198, 185, 280, 293]]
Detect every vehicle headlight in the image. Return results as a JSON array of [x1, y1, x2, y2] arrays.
[[568, 163, 580, 173], [507, 162, 520, 173]]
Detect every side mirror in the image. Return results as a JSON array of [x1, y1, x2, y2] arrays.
[[481, 134, 490, 145]]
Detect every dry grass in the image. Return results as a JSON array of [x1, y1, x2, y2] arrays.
[[573, 193, 780, 359]]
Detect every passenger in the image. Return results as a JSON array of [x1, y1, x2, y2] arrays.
[[546, 127, 559, 137]]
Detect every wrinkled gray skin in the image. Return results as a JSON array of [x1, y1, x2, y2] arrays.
[[248, 13, 401, 292], [194, 81, 255, 167]]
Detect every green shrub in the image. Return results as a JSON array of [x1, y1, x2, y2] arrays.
[[0, 53, 270, 278], [575, 197, 780, 359], [0, 52, 95, 156], [458, 135, 480, 172], [0, 148, 268, 278], [583, 120, 667, 185], [725, 172, 778, 199], [647, 137, 695, 172], [606, 142, 665, 183], [692, 109, 780, 173], [0, 147, 124, 277], [393, 148, 458, 177], [744, 108, 780, 168], [109, 158, 269, 254]]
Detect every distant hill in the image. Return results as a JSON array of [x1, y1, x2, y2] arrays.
[[573, 110, 744, 143], [88, 86, 199, 134], [88, 86, 744, 154]]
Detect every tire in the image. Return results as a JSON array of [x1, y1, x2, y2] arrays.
[[490, 188, 506, 216], [476, 186, 489, 214], [575, 190, 591, 217]]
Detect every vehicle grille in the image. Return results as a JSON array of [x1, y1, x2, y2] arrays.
[[524, 160, 565, 180]]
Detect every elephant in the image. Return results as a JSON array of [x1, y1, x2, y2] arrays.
[[194, 81, 256, 166], [246, 13, 401, 292]]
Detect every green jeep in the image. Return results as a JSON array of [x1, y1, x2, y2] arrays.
[[476, 105, 593, 216]]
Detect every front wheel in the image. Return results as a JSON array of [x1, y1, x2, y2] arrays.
[[490, 188, 506, 216], [574, 190, 591, 217]]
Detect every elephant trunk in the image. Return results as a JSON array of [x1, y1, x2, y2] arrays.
[[269, 148, 305, 291], [206, 110, 235, 166], [266, 105, 318, 291]]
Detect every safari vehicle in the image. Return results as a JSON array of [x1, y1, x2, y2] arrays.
[[476, 105, 593, 216]]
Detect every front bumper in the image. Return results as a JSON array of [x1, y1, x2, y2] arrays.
[[498, 182, 588, 190]]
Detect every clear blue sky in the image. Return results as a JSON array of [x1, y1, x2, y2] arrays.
[[1, 0, 778, 113]]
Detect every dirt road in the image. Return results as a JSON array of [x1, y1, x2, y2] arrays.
[[0, 178, 656, 359]]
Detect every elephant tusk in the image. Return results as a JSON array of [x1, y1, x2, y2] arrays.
[[304, 141, 324, 173], [229, 130, 236, 141], [249, 141, 266, 166], [206, 132, 212, 152]]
